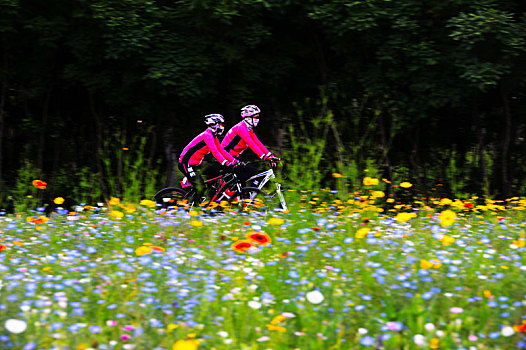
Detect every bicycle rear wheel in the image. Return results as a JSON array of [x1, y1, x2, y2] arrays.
[[153, 187, 192, 208]]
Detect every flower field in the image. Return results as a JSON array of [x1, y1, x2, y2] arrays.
[[0, 191, 526, 350]]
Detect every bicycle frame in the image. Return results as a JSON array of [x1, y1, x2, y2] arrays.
[[245, 168, 288, 211], [179, 172, 244, 205]]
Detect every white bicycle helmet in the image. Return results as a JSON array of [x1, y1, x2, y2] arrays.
[[241, 105, 260, 127], [204, 114, 225, 135]]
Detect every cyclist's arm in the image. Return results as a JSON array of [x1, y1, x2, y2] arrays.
[[215, 137, 236, 163], [248, 130, 272, 159], [204, 132, 230, 165], [238, 125, 268, 159]]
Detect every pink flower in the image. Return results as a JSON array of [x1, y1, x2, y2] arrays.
[[120, 334, 131, 341]]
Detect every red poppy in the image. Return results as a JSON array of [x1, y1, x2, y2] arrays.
[[247, 232, 271, 245], [463, 202, 474, 209], [32, 180, 47, 189], [514, 321, 526, 333], [243, 221, 251, 225], [312, 227, 321, 231], [231, 240, 253, 253], [0, 244, 6, 252]]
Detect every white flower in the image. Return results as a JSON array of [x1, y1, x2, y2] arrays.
[[501, 326, 515, 337], [248, 301, 262, 309], [424, 323, 435, 331], [217, 331, 229, 338], [413, 334, 425, 346], [358, 328, 368, 335], [5, 319, 27, 333], [306, 290, 324, 304], [449, 307, 464, 314]]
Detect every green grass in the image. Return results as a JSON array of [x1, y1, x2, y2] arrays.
[[0, 193, 525, 350]]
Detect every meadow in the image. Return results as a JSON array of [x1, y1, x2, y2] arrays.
[[0, 182, 525, 350]]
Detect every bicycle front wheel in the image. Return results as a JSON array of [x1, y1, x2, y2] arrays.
[[153, 187, 192, 209], [229, 187, 270, 214]]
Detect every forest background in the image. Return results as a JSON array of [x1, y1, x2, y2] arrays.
[[0, 0, 525, 208]]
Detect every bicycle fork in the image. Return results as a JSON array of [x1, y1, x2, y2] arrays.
[[274, 182, 288, 211]]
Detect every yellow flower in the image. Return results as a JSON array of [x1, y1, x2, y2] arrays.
[[54, 197, 65, 205], [483, 290, 492, 298], [124, 206, 136, 213], [189, 210, 198, 216], [371, 191, 385, 198], [109, 197, 120, 205], [439, 209, 456, 227], [270, 315, 287, 324], [266, 324, 287, 332], [140, 199, 157, 208], [441, 235, 455, 246], [332, 173, 343, 178], [109, 210, 124, 219], [386, 198, 395, 203], [363, 177, 379, 186], [355, 227, 371, 238], [420, 259, 434, 269], [400, 182, 412, 188], [513, 239, 525, 248], [172, 339, 198, 350], [167, 323, 179, 331], [430, 338, 440, 349], [268, 217, 284, 225], [439, 198, 452, 206], [135, 246, 152, 256], [395, 212, 416, 223], [190, 220, 203, 227]]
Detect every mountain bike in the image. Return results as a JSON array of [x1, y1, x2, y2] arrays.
[[153, 161, 287, 213], [236, 163, 288, 212], [153, 165, 267, 212]]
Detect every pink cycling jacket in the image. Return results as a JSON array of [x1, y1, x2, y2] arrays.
[[221, 121, 271, 159], [179, 128, 235, 166]]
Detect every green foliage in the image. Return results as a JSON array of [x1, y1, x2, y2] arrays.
[[10, 160, 42, 212], [100, 128, 161, 202], [282, 102, 330, 191]]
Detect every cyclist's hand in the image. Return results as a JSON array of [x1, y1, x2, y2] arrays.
[[266, 154, 280, 168]]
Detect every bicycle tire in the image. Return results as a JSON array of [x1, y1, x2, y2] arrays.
[[153, 187, 192, 208], [229, 187, 270, 213]]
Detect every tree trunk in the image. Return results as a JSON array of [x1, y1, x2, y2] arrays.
[[312, 33, 328, 86], [0, 51, 6, 199], [500, 84, 512, 198], [409, 124, 425, 195], [163, 127, 177, 187], [378, 113, 395, 199], [88, 92, 109, 202], [37, 89, 51, 173]]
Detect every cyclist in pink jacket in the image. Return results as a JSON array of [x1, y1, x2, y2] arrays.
[[221, 105, 279, 185], [179, 114, 238, 202]]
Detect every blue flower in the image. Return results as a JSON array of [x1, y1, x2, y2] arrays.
[[360, 336, 375, 346], [23, 342, 36, 350], [288, 271, 300, 279], [89, 325, 102, 334]]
